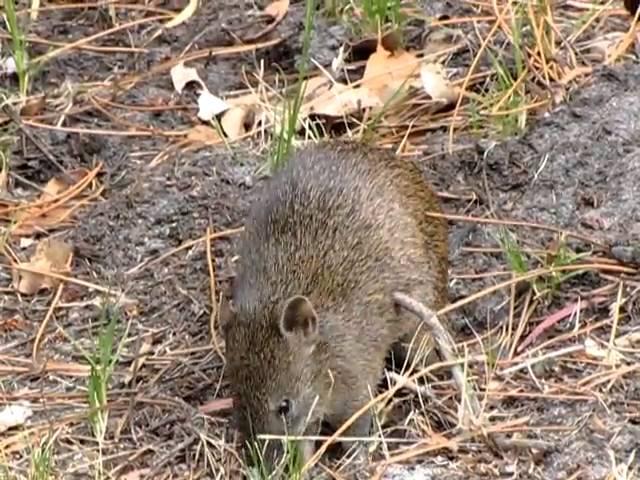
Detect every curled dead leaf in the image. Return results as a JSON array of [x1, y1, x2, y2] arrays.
[[197, 90, 230, 121], [186, 125, 222, 145], [420, 62, 459, 105], [170, 62, 230, 121], [220, 106, 255, 140], [9, 168, 98, 236], [264, 0, 289, 20], [170, 62, 205, 93], [300, 83, 382, 118], [361, 45, 421, 103], [347, 31, 404, 61], [12, 238, 73, 295]]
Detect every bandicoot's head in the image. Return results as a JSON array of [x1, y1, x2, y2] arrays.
[[223, 294, 327, 465]]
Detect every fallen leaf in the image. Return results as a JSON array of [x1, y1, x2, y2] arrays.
[[186, 125, 222, 145], [0, 403, 33, 434], [361, 45, 421, 103], [170, 62, 205, 94], [300, 83, 382, 118], [347, 31, 404, 61], [197, 90, 230, 121], [12, 238, 73, 295], [165, 0, 198, 29], [226, 92, 264, 107], [220, 106, 257, 140], [300, 75, 333, 102], [9, 168, 97, 236], [420, 62, 459, 105], [264, 0, 289, 20], [170, 62, 230, 121]]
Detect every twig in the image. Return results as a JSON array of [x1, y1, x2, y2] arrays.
[[32, 280, 66, 363]]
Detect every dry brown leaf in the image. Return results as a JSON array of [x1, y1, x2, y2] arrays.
[[361, 45, 421, 103], [264, 0, 289, 20], [10, 170, 89, 236], [301, 83, 382, 118], [12, 238, 73, 295], [0, 315, 27, 333], [186, 125, 222, 145], [170, 62, 229, 121], [220, 106, 255, 140], [420, 62, 459, 105], [300, 75, 333, 102], [226, 91, 264, 107], [170, 62, 205, 93]]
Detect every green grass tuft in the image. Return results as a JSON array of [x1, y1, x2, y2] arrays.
[[3, 0, 30, 97]]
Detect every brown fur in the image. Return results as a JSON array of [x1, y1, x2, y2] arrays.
[[222, 141, 449, 469]]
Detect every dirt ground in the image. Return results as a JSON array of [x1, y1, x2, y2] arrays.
[[1, 1, 639, 479]]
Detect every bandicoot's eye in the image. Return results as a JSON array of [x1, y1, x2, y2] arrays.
[[277, 399, 292, 418]]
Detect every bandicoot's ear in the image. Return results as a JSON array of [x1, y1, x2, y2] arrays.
[[279, 295, 318, 340]]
